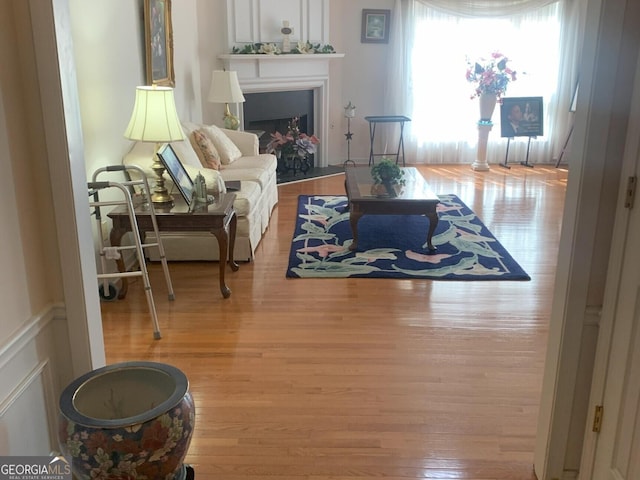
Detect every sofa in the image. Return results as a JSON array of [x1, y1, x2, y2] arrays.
[[123, 121, 278, 261]]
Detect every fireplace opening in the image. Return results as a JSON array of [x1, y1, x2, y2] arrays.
[[243, 90, 315, 161]]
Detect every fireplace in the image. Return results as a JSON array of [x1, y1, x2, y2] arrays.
[[220, 53, 345, 167], [243, 90, 315, 156]]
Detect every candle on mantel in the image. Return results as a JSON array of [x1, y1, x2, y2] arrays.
[[281, 20, 293, 53]]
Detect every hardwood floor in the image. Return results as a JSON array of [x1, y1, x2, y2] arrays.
[[101, 164, 568, 480]]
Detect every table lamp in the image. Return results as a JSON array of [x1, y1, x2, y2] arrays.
[[207, 70, 245, 130], [124, 85, 185, 204]]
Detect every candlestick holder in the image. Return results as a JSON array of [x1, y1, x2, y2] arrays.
[[343, 101, 356, 167]]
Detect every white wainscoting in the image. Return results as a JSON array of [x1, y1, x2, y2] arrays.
[[226, 0, 330, 47], [0, 305, 73, 455]]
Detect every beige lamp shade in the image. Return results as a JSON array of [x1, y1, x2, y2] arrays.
[[207, 70, 245, 104], [124, 85, 185, 142], [124, 85, 184, 205]]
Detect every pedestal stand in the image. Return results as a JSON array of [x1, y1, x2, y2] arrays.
[[472, 120, 493, 171]]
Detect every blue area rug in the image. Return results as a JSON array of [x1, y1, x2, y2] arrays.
[[286, 195, 530, 280]]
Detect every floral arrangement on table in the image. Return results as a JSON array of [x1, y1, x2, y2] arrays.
[[266, 117, 320, 159], [465, 52, 517, 99], [231, 41, 335, 55]]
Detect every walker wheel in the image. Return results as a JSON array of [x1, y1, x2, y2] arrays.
[[98, 282, 119, 301]]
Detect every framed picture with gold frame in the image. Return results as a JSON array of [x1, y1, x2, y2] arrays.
[[144, 0, 175, 87]]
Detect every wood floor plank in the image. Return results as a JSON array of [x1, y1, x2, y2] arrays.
[[100, 164, 567, 480]]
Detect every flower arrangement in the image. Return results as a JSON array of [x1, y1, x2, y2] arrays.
[[465, 52, 517, 99], [266, 117, 320, 159], [232, 42, 335, 55], [232, 42, 281, 54], [294, 41, 336, 54]]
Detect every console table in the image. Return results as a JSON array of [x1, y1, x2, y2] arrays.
[[108, 193, 239, 299], [364, 115, 411, 166]]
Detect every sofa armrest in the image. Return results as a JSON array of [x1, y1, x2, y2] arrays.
[[221, 128, 259, 156]]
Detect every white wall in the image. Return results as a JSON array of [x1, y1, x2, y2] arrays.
[[70, 0, 144, 177], [332, 0, 394, 163], [0, 0, 77, 455]]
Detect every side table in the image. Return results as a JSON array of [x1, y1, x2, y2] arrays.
[[108, 193, 239, 299], [364, 115, 411, 166]]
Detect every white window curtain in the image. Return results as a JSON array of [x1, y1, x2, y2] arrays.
[[384, 0, 581, 166]]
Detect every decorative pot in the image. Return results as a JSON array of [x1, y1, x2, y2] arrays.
[[278, 153, 311, 176], [479, 93, 498, 122], [58, 361, 195, 480]]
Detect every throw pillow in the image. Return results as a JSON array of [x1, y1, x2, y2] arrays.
[[190, 130, 221, 170], [202, 124, 242, 165]]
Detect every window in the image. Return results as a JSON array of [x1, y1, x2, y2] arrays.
[[408, 2, 561, 162]]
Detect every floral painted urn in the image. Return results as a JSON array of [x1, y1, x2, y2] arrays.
[[58, 361, 195, 480]]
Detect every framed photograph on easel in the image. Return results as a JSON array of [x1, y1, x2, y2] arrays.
[[144, 0, 175, 87], [500, 96, 544, 138]]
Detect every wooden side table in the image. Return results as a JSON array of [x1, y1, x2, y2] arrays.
[[108, 193, 239, 299], [364, 115, 411, 166]]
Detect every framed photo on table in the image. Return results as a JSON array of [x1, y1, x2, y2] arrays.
[[144, 0, 175, 86], [361, 9, 390, 44], [157, 143, 194, 205]]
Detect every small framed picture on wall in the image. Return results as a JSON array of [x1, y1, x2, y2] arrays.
[[361, 9, 390, 44]]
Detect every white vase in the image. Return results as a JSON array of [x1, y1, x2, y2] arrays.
[[479, 93, 498, 121]]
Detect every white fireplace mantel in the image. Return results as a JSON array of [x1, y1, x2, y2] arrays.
[[219, 53, 344, 168]]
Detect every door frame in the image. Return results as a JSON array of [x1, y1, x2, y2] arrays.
[[534, 0, 640, 477], [578, 24, 640, 480]]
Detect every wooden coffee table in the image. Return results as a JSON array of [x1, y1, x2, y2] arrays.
[[108, 193, 238, 299], [344, 166, 440, 252]]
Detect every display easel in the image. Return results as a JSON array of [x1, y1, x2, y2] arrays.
[[556, 81, 579, 168], [500, 136, 536, 169], [555, 120, 574, 167]]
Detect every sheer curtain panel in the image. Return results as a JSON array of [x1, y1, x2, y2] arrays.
[[386, 0, 580, 165]]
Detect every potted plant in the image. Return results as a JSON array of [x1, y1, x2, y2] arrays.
[[371, 158, 405, 197]]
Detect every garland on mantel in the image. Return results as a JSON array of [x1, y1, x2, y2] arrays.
[[232, 41, 336, 55]]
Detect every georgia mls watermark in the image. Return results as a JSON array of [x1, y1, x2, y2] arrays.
[[0, 456, 71, 480]]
